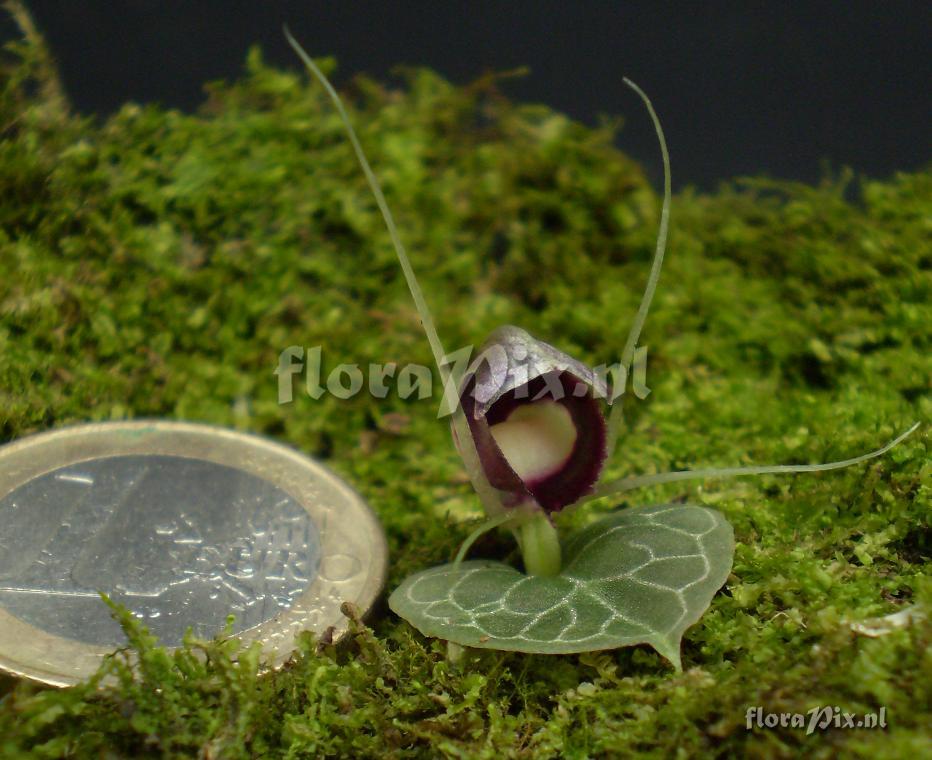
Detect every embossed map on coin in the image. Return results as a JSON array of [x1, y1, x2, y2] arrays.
[[0, 455, 321, 647]]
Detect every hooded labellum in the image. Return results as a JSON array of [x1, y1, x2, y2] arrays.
[[287, 31, 919, 664], [459, 325, 608, 514]]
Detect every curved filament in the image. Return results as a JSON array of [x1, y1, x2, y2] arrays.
[[606, 78, 671, 458], [285, 29, 505, 514], [588, 423, 919, 502]]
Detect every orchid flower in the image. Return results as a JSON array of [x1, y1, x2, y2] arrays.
[[450, 325, 609, 574], [460, 324, 609, 514], [287, 35, 920, 675]]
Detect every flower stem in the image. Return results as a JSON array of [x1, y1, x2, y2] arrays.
[[516, 513, 561, 577]]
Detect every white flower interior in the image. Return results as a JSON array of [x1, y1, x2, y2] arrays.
[[489, 400, 577, 483]]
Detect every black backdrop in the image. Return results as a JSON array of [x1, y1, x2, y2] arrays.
[[3, 1, 930, 190]]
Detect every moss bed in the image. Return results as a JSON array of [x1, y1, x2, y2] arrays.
[[0, 18, 929, 759]]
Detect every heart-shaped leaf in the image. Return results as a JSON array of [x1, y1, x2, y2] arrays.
[[389, 504, 734, 669]]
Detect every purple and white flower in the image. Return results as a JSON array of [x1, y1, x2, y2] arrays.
[[456, 326, 608, 515]]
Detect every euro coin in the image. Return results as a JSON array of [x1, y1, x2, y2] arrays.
[[0, 421, 387, 686]]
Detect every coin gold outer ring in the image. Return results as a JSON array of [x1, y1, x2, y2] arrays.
[[0, 421, 388, 687]]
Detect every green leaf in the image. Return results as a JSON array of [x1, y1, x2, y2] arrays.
[[389, 504, 734, 669]]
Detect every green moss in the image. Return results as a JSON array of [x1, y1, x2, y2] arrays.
[[1, 19, 930, 759]]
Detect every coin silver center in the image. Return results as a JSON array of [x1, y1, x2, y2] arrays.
[[0, 455, 321, 647]]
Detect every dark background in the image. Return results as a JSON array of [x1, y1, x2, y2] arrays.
[[3, 1, 930, 191]]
